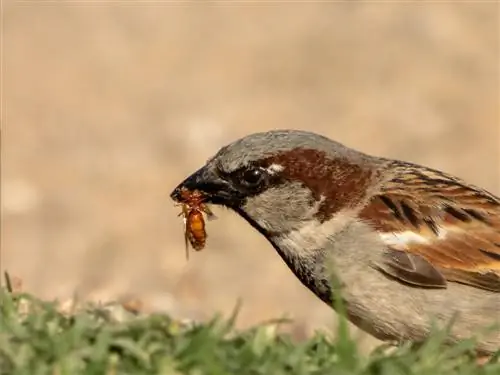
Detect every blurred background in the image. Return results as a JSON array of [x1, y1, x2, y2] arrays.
[[2, 2, 499, 351]]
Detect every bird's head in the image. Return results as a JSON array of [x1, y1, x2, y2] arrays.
[[170, 130, 380, 242]]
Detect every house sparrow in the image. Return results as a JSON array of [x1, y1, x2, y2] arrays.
[[170, 129, 500, 356]]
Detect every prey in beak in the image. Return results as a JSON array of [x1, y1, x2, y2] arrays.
[[170, 185, 216, 260], [170, 166, 232, 260]]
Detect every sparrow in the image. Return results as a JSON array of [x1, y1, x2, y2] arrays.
[[170, 129, 500, 356]]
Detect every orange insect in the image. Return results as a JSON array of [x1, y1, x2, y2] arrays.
[[176, 188, 216, 259]]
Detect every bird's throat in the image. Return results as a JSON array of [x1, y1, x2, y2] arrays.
[[269, 237, 336, 307]]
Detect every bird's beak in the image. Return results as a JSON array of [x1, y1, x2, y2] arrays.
[[170, 165, 238, 206]]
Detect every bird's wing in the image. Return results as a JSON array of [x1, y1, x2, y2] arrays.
[[359, 162, 500, 292]]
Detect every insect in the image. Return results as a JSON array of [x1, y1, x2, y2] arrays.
[[176, 188, 216, 259]]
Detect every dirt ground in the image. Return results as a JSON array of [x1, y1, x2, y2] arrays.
[[2, 2, 499, 351]]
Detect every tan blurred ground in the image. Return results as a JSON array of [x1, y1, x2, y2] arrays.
[[2, 2, 499, 351]]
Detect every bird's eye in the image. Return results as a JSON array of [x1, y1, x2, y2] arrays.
[[241, 168, 264, 186]]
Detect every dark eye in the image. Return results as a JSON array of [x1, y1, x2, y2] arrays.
[[241, 168, 264, 186]]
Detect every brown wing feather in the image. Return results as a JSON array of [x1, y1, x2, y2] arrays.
[[375, 248, 448, 288], [360, 161, 500, 292]]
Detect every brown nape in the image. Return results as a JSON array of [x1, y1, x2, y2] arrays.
[[258, 148, 375, 222]]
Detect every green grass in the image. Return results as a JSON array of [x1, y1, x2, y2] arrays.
[[0, 281, 498, 375]]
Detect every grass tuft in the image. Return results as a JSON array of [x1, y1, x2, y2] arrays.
[[0, 273, 498, 375]]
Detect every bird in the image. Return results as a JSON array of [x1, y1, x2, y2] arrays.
[[170, 129, 500, 356]]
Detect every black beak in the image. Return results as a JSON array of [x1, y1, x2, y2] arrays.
[[170, 166, 239, 206]]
